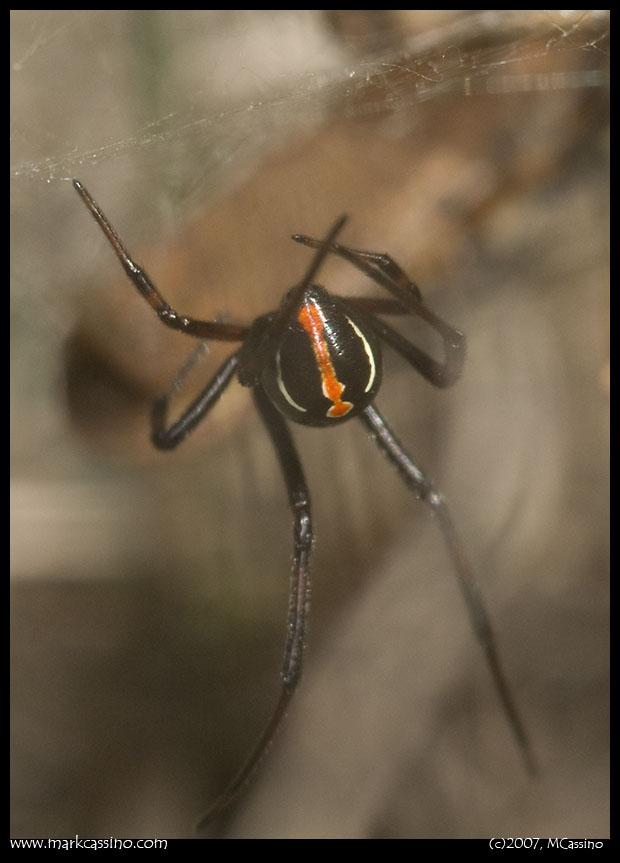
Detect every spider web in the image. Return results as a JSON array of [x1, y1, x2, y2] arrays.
[[9, 6, 610, 631], [10, 10, 609, 186], [10, 10, 610, 841], [9, 10, 610, 431]]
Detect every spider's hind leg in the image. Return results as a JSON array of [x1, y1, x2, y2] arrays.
[[359, 403, 537, 777], [196, 384, 313, 829]]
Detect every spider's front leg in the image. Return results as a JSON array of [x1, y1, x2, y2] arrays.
[[196, 385, 313, 829], [292, 235, 423, 303], [292, 232, 465, 387], [73, 180, 248, 343]]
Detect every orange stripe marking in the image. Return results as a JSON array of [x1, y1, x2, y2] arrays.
[[298, 301, 354, 418]]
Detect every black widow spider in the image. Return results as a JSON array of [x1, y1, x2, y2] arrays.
[[73, 180, 535, 828]]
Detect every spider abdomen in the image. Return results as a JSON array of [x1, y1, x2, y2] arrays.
[[261, 286, 382, 427]]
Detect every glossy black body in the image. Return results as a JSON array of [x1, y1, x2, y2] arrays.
[[72, 179, 534, 832], [260, 286, 383, 427]]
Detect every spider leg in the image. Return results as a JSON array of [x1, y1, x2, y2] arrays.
[[368, 312, 463, 389], [73, 180, 249, 342], [293, 234, 424, 299], [293, 233, 465, 387], [196, 385, 312, 829], [151, 351, 241, 450], [347, 248, 423, 300], [360, 404, 537, 776], [252, 386, 313, 691], [238, 216, 349, 387]]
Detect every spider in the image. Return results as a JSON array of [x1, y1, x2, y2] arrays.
[[72, 179, 535, 828]]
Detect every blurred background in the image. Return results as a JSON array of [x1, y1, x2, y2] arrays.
[[11, 10, 609, 839]]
